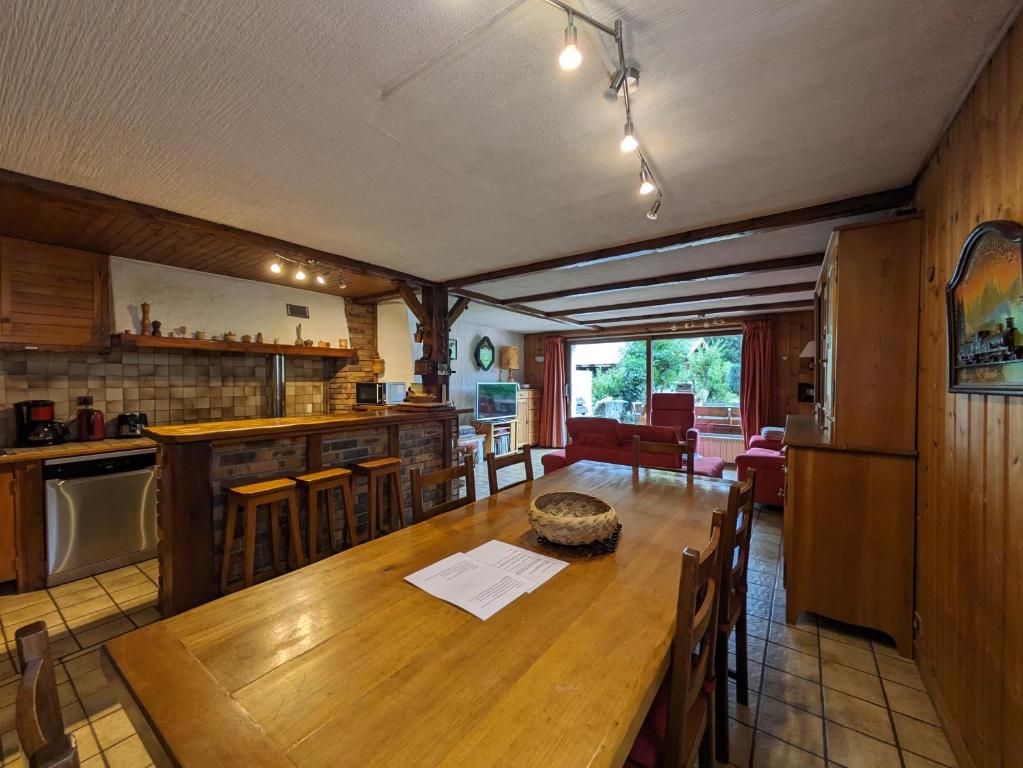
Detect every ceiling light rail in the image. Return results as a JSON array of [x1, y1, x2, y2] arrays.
[[268, 252, 347, 290], [541, 0, 663, 219]]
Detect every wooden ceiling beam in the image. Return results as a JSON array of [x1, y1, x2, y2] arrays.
[[0, 168, 432, 286], [449, 288, 598, 330], [591, 299, 814, 327], [500, 252, 825, 305], [445, 186, 913, 287], [550, 280, 817, 318]]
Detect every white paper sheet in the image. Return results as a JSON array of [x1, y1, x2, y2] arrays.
[[466, 540, 569, 592], [404, 553, 533, 620]]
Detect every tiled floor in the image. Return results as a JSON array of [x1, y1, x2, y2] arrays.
[[471, 448, 553, 499], [0, 560, 159, 768], [727, 507, 958, 768]]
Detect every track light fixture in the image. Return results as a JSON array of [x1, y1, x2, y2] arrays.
[[558, 11, 582, 70], [267, 254, 348, 291], [541, 0, 664, 219]]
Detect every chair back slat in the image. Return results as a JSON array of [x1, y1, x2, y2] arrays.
[[718, 472, 756, 627], [631, 435, 696, 475], [663, 510, 723, 768], [15, 622, 71, 763], [485, 445, 533, 495], [410, 457, 476, 523]]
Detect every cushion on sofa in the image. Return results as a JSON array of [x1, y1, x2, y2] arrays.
[[566, 417, 620, 443], [613, 422, 680, 445]]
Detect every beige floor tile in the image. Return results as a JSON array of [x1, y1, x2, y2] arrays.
[[876, 655, 925, 691], [65, 602, 124, 632], [746, 614, 770, 640], [820, 637, 877, 674], [872, 638, 903, 659], [47, 577, 101, 599], [751, 732, 824, 768], [818, 621, 873, 651], [0, 678, 16, 709], [892, 713, 956, 766], [747, 597, 772, 620], [728, 719, 753, 768], [0, 702, 13, 734], [5, 610, 70, 640], [56, 679, 79, 709], [822, 688, 894, 743], [50, 635, 82, 659], [80, 753, 105, 768], [70, 722, 101, 760], [51, 584, 108, 609], [761, 666, 822, 715], [61, 595, 118, 623], [69, 665, 110, 698], [728, 682, 758, 726], [756, 695, 824, 756], [0, 729, 23, 762], [61, 700, 89, 731], [92, 708, 136, 750], [748, 570, 775, 587], [780, 612, 818, 633], [901, 751, 950, 768], [768, 622, 819, 656], [97, 566, 149, 590], [80, 685, 119, 721], [0, 598, 57, 628], [729, 633, 766, 663], [0, 589, 53, 615], [826, 721, 901, 768], [129, 607, 162, 627], [74, 616, 135, 649], [115, 591, 158, 613], [821, 661, 885, 705], [63, 648, 102, 678], [764, 642, 820, 683], [883, 679, 940, 726], [104, 734, 153, 768], [110, 580, 157, 605]]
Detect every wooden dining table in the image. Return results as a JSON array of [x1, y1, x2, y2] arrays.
[[101, 461, 733, 768]]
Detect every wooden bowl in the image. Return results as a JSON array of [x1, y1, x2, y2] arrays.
[[528, 492, 617, 546]]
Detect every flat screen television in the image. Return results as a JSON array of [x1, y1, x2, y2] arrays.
[[475, 382, 518, 421]]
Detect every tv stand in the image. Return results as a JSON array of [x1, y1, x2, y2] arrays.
[[470, 417, 518, 457]]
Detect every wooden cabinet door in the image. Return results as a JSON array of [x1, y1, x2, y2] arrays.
[[516, 392, 530, 446], [0, 467, 16, 583], [0, 237, 109, 347]]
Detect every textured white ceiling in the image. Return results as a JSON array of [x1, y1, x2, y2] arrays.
[[0, 0, 1016, 290]]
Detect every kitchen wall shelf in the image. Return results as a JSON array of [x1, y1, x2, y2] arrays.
[[111, 334, 357, 359]]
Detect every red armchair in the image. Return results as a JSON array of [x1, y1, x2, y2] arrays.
[[736, 429, 786, 506], [648, 392, 700, 448], [541, 416, 726, 478]]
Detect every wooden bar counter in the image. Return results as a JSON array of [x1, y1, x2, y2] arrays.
[[146, 409, 468, 615]]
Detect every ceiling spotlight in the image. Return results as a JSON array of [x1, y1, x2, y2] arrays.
[[338, 272, 347, 290], [647, 196, 662, 220], [270, 254, 284, 274], [625, 67, 639, 92], [559, 12, 582, 71], [620, 118, 638, 153], [315, 273, 327, 285], [294, 267, 306, 281], [639, 165, 656, 195], [604, 66, 641, 103]]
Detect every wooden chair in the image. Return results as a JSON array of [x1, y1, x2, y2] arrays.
[[714, 472, 756, 763], [294, 467, 359, 557], [628, 510, 724, 768], [484, 445, 533, 496], [15, 622, 80, 768], [352, 457, 405, 539], [221, 478, 305, 594], [410, 457, 476, 523], [631, 434, 696, 474]]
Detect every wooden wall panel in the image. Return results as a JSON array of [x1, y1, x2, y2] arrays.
[[771, 311, 815, 427], [914, 19, 1023, 768]]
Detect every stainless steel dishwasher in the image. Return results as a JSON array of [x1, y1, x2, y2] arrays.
[[44, 448, 158, 586]]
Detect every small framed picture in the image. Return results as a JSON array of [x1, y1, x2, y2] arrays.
[[448, 339, 457, 360]]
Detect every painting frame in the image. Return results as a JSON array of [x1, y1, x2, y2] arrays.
[[448, 339, 457, 361], [474, 336, 495, 371], [946, 220, 1023, 395]]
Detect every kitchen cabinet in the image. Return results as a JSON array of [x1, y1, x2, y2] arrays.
[[0, 236, 110, 348], [0, 467, 15, 583]]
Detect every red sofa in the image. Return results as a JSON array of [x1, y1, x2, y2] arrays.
[[735, 432, 786, 506], [541, 417, 726, 478]]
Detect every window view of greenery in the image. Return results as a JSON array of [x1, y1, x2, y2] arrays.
[[570, 336, 742, 425]]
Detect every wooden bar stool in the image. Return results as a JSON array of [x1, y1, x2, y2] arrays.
[[352, 457, 405, 540], [222, 478, 305, 594], [294, 467, 358, 558]]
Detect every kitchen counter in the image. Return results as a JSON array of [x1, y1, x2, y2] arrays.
[[143, 408, 469, 445], [785, 414, 917, 457], [0, 438, 157, 466]]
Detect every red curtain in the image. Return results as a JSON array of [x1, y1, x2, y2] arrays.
[[539, 336, 567, 448], [740, 319, 774, 444]]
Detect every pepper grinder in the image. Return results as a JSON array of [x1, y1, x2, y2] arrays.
[[140, 302, 151, 335]]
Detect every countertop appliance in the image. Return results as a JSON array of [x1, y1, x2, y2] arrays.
[[355, 382, 406, 407], [14, 400, 68, 446], [116, 412, 148, 438], [76, 400, 106, 441], [44, 448, 157, 586]]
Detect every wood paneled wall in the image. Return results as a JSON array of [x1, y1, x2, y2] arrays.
[[914, 19, 1023, 768], [771, 311, 815, 427]]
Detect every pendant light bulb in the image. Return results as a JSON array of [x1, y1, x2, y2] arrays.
[[270, 254, 283, 274], [295, 267, 306, 281], [315, 273, 326, 285], [647, 197, 662, 220], [620, 118, 638, 153], [639, 166, 656, 196], [559, 14, 582, 71], [338, 272, 347, 290]]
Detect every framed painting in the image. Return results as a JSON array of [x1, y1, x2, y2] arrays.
[[946, 220, 1023, 394], [474, 336, 495, 371], [448, 339, 457, 361]]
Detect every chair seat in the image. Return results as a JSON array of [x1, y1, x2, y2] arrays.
[[228, 477, 297, 495], [693, 456, 726, 478], [294, 467, 353, 484], [628, 676, 708, 768], [353, 457, 401, 471]]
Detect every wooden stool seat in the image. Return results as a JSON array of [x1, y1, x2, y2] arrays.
[[222, 478, 305, 594], [294, 467, 358, 559], [352, 457, 405, 539]]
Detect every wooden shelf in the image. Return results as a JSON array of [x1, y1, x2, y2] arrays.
[[111, 334, 357, 359]]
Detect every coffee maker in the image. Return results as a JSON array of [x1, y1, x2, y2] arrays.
[[14, 400, 68, 447]]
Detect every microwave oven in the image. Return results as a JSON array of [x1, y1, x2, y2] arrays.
[[355, 382, 406, 406]]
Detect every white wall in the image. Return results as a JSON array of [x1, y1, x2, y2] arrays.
[[109, 257, 350, 343], [376, 300, 414, 386]]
